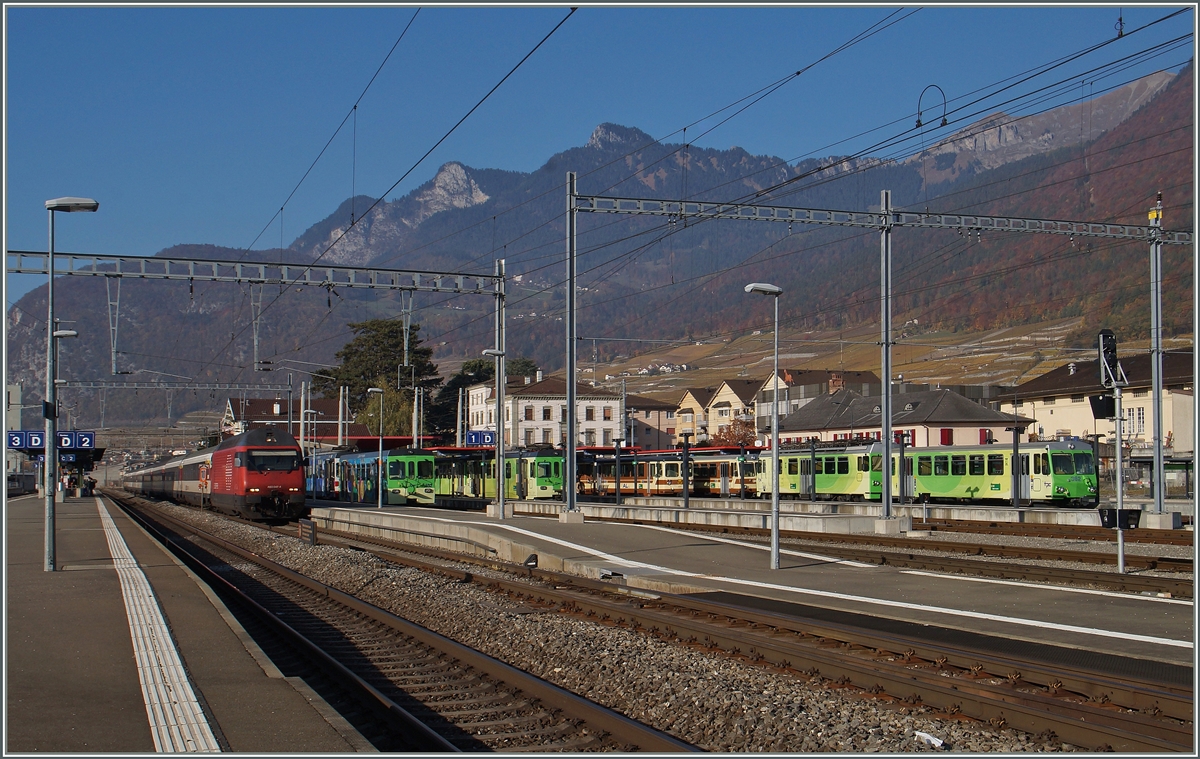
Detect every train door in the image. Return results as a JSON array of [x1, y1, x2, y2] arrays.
[[1020, 455, 1032, 500], [1030, 451, 1043, 493], [719, 462, 730, 497]]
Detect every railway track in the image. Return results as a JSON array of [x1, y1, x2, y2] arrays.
[[109, 492, 697, 753], [286, 518, 1194, 753], [914, 517, 1195, 546], [569, 514, 1193, 585]]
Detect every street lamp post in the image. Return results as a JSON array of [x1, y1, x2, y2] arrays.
[[745, 282, 783, 570], [483, 348, 506, 520], [367, 388, 384, 509], [44, 196, 98, 572]]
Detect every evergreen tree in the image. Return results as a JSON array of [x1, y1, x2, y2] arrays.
[[312, 320, 442, 424]]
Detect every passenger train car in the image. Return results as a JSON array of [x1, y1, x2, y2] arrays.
[[432, 447, 564, 500], [6, 472, 38, 497], [123, 426, 306, 519], [756, 440, 1098, 506], [579, 447, 761, 499], [308, 448, 436, 505]]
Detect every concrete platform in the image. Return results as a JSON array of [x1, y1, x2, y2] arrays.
[[5, 493, 365, 753], [514, 498, 880, 533], [309, 502, 1195, 668]]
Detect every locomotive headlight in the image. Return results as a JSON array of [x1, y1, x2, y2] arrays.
[[872, 480, 881, 487], [1087, 482, 1097, 492], [249, 487, 260, 493], [288, 487, 299, 492], [1055, 486, 1066, 494]]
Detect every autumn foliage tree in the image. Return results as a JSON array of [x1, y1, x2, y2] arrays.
[[710, 418, 758, 447]]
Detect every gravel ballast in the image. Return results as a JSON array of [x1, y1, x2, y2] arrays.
[[143, 501, 1098, 753]]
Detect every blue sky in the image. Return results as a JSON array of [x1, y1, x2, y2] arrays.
[[4, 4, 1195, 307]]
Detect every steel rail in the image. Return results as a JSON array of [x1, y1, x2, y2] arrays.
[[111, 495, 458, 752], [299, 521, 1194, 752], [576, 514, 1193, 575], [112, 492, 698, 753], [914, 518, 1194, 546]]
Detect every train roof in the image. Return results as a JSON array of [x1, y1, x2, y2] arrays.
[[216, 425, 299, 451]]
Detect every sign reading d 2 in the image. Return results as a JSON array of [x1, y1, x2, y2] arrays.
[[57, 431, 77, 449]]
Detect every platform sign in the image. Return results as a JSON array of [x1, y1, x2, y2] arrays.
[[465, 430, 495, 446], [26, 431, 45, 449], [57, 431, 77, 449], [7, 431, 26, 449], [75, 431, 96, 449], [60, 454, 76, 463]]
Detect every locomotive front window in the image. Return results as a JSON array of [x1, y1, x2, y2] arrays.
[[537, 462, 553, 479], [665, 463, 680, 478], [417, 460, 433, 478], [1051, 453, 1074, 475], [1073, 453, 1095, 475], [248, 451, 300, 471], [388, 460, 403, 478]]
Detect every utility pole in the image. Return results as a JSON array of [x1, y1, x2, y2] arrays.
[[1148, 192, 1165, 512], [565, 172, 578, 513]]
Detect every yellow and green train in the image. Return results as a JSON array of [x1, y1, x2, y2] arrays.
[[756, 441, 1098, 506]]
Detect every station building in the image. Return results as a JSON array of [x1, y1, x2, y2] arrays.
[[772, 387, 1032, 448], [467, 375, 624, 448]]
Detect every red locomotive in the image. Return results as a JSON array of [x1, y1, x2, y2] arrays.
[[123, 426, 306, 520]]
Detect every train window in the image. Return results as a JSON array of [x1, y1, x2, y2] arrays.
[[248, 451, 300, 472], [537, 462, 553, 479], [554, 462, 562, 477], [1051, 453, 1074, 475], [388, 460, 403, 478], [419, 460, 433, 478], [987, 454, 1005, 475], [788, 459, 798, 475], [951, 456, 966, 476], [871, 455, 882, 472], [969, 455, 985, 475], [406, 461, 414, 477], [234, 454, 244, 467], [917, 456, 932, 476], [1073, 453, 1095, 475], [1039, 453, 1049, 474], [1033, 455, 1042, 475], [837, 457, 849, 475], [857, 456, 868, 472], [505, 462, 512, 478], [665, 463, 680, 478], [934, 456, 949, 476], [814, 459, 823, 475]]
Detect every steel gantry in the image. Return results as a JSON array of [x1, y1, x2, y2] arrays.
[[568, 185, 1192, 522], [9, 252, 509, 479]]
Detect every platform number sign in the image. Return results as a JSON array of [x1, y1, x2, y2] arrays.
[[57, 431, 77, 449], [26, 431, 44, 449], [7, 431, 26, 449], [75, 431, 96, 449]]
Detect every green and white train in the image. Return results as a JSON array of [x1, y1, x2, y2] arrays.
[[756, 440, 1098, 506]]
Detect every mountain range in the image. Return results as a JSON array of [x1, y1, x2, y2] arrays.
[[6, 67, 1193, 428]]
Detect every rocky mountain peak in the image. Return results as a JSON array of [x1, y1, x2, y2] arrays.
[[587, 123, 653, 150], [408, 162, 489, 226]]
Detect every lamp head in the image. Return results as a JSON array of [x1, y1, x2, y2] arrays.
[[744, 282, 782, 296], [52, 329, 78, 339], [45, 197, 99, 213], [482, 348, 505, 358], [367, 387, 384, 395]]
